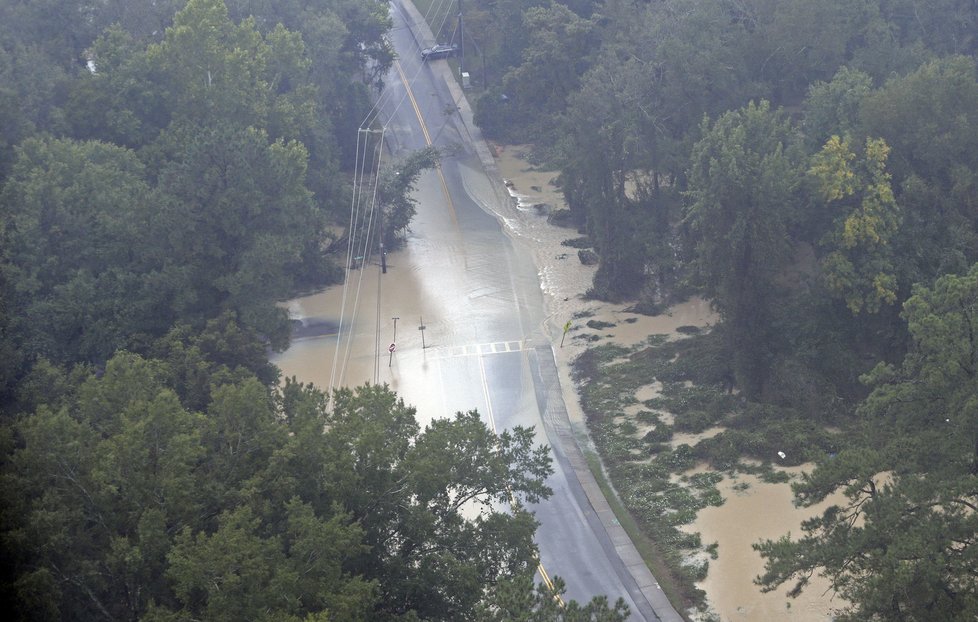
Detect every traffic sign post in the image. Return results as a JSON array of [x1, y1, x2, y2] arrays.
[[388, 342, 396, 366], [419, 316, 427, 349]]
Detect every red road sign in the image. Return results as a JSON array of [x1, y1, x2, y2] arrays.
[[388, 343, 396, 353]]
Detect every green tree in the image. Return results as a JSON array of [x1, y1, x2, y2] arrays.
[[315, 385, 554, 620], [500, 1, 596, 140], [478, 575, 630, 621], [736, 0, 875, 104], [685, 101, 805, 396], [143, 0, 297, 130], [810, 135, 901, 315], [162, 502, 373, 622], [0, 137, 156, 365], [152, 123, 320, 348], [376, 146, 440, 249], [803, 66, 874, 150], [0, 353, 207, 621], [755, 264, 978, 620], [860, 56, 978, 188], [2, 358, 558, 621], [559, 56, 650, 301], [149, 312, 280, 411], [876, 0, 978, 57]]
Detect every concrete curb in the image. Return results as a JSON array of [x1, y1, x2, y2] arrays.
[[529, 347, 684, 622], [394, 2, 685, 621]]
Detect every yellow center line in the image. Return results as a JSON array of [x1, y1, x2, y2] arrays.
[[392, 60, 458, 229], [477, 353, 564, 606], [394, 56, 564, 608]]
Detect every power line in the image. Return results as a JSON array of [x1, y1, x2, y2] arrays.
[[330, 0, 458, 394]]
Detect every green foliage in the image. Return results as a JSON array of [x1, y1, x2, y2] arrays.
[[811, 135, 901, 315], [686, 100, 805, 396], [0, 137, 157, 364], [803, 67, 874, 150], [153, 122, 319, 347], [471, 0, 978, 614], [477, 574, 630, 621], [755, 265, 978, 620], [1, 354, 558, 621], [571, 332, 736, 606], [499, 2, 596, 140], [0, 0, 388, 396], [377, 146, 440, 248], [737, 0, 876, 103]]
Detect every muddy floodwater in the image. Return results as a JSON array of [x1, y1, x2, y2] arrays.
[[273, 145, 842, 621], [274, 256, 454, 431], [685, 472, 846, 621]]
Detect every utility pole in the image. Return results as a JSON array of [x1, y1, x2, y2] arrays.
[[419, 316, 427, 349], [379, 201, 387, 274], [458, 0, 464, 75], [360, 126, 387, 275]]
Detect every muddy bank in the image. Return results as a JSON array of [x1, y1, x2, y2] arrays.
[[492, 145, 841, 621]]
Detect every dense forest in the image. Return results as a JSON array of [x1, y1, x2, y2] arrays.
[[465, 0, 978, 619], [0, 0, 632, 620]]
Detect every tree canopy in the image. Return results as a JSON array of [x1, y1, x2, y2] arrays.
[[0, 353, 559, 621], [0, 1, 636, 619], [755, 265, 978, 620]]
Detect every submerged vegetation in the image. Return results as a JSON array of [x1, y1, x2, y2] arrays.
[[570, 325, 848, 609], [462, 0, 978, 617], [2, 0, 977, 619]]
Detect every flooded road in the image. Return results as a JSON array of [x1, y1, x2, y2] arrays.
[[274, 3, 841, 620], [273, 2, 680, 619], [478, 149, 846, 622], [274, 136, 842, 620]]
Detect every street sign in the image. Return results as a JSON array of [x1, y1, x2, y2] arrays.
[[388, 343, 396, 353]]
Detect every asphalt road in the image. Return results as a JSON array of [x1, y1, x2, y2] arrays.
[[342, 3, 685, 620]]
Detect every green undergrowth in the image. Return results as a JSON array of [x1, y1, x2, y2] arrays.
[[571, 327, 849, 614]]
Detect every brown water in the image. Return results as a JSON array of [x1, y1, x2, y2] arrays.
[[684, 471, 846, 621], [273, 251, 452, 430], [274, 145, 841, 621], [493, 148, 843, 621]]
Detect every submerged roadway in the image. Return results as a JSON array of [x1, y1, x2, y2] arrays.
[[319, 2, 686, 619]]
